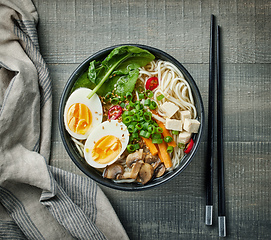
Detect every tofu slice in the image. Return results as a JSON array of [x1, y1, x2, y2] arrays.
[[180, 110, 191, 122], [165, 118, 183, 131], [183, 118, 200, 133], [160, 102, 179, 118], [178, 131, 192, 144]]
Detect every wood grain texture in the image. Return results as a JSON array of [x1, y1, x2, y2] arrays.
[[33, 0, 271, 239], [34, 0, 270, 64]]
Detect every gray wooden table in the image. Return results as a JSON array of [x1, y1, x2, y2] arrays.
[[32, 0, 271, 239]]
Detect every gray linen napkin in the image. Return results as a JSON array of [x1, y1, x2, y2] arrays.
[[0, 1, 129, 239]]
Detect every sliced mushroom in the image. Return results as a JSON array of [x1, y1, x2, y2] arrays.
[[126, 149, 144, 168], [116, 151, 129, 162], [137, 163, 154, 185], [103, 163, 124, 179], [145, 154, 161, 170], [154, 163, 166, 178], [120, 160, 143, 179]]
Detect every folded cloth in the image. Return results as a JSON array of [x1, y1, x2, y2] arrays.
[[0, 0, 129, 239]]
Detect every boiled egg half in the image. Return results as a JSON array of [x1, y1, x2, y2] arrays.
[[84, 120, 129, 169], [64, 88, 103, 140]]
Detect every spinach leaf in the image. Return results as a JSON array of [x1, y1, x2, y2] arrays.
[[87, 46, 155, 99], [97, 69, 139, 97], [71, 71, 96, 92], [115, 56, 154, 74], [114, 69, 139, 96], [88, 60, 105, 85]]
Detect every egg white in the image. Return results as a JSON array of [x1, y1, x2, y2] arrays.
[[84, 120, 129, 169], [64, 88, 103, 140]]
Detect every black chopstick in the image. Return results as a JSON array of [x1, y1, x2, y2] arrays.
[[205, 14, 215, 226], [217, 25, 226, 237]]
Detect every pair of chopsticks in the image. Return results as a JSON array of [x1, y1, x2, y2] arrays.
[[205, 15, 226, 237]]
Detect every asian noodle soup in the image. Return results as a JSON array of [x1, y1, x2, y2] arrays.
[[64, 46, 200, 185]]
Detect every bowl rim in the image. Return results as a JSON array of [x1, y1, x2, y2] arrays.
[[58, 43, 204, 191]]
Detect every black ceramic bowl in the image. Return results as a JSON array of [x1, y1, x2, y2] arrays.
[[59, 44, 204, 191]]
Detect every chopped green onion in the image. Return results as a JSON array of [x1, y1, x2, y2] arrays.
[[138, 116, 144, 122], [128, 109, 136, 116], [133, 114, 140, 121], [139, 130, 151, 139], [126, 105, 132, 110], [152, 133, 162, 139], [144, 99, 150, 106], [111, 97, 119, 105], [164, 136, 173, 143], [128, 101, 135, 107], [127, 144, 135, 153], [145, 90, 154, 98], [120, 95, 126, 102], [156, 127, 163, 133], [142, 122, 149, 130], [131, 121, 137, 126], [143, 112, 152, 121], [145, 132, 151, 138], [142, 114, 149, 122], [104, 92, 112, 101], [130, 132, 139, 141], [128, 124, 135, 133], [156, 94, 164, 101], [120, 102, 126, 108], [135, 104, 141, 111], [134, 143, 140, 150], [126, 92, 133, 101], [131, 108, 137, 114], [135, 103, 143, 110], [143, 116, 151, 122], [153, 121, 158, 127], [138, 110, 143, 116], [178, 143, 186, 149], [145, 111, 152, 117], [139, 130, 147, 137], [123, 116, 132, 124], [152, 138, 163, 144], [149, 100, 157, 110], [147, 125, 156, 134], [122, 111, 129, 117], [139, 93, 145, 100], [133, 127, 138, 133], [172, 130, 179, 135], [137, 85, 145, 92], [167, 146, 174, 153], [136, 123, 143, 130]]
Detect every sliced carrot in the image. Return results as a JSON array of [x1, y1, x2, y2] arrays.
[[157, 140, 173, 168], [141, 137, 158, 156], [155, 120, 177, 148]]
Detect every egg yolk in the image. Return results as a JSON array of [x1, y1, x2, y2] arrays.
[[67, 103, 92, 135], [92, 135, 122, 164]]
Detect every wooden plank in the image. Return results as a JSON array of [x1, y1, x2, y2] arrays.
[[33, 0, 271, 64], [236, 0, 256, 63], [255, 0, 271, 63]]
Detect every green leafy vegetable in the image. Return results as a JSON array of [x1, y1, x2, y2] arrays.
[[87, 46, 155, 99], [71, 72, 96, 92], [107, 69, 139, 97], [88, 60, 104, 84]]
